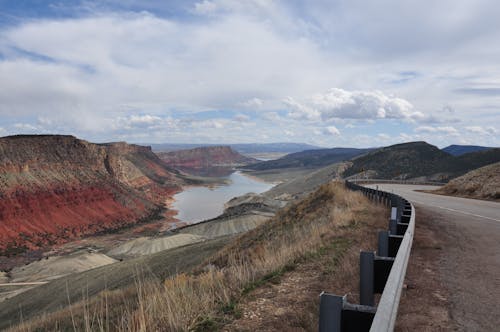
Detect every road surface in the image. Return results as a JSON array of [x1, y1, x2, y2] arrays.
[[366, 184, 500, 331]]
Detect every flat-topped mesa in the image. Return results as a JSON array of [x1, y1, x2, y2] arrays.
[[157, 145, 258, 169], [100, 141, 153, 154], [0, 135, 183, 258]]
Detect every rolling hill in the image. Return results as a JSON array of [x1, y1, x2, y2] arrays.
[[344, 141, 500, 181], [242, 147, 372, 171], [442, 144, 495, 156]]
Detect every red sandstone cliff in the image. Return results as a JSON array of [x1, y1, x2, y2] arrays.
[[0, 135, 182, 256], [157, 146, 257, 171]]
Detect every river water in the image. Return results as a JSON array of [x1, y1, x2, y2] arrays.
[[171, 171, 274, 223]]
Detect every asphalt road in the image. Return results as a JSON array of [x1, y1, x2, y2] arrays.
[[366, 184, 500, 331]]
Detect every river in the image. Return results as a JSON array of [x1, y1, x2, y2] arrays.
[[171, 171, 274, 223]]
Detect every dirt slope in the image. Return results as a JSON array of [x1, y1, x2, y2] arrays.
[[0, 237, 230, 330], [432, 162, 500, 201]]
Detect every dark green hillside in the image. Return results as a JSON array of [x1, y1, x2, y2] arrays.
[[442, 144, 494, 156], [454, 148, 500, 170], [344, 142, 500, 180], [243, 147, 372, 171], [344, 142, 452, 179]]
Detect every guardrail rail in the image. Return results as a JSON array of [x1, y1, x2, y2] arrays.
[[318, 180, 415, 332]]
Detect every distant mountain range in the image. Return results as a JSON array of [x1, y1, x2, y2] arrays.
[[243, 147, 373, 171], [442, 144, 496, 156], [148, 142, 322, 154], [243, 141, 500, 181]]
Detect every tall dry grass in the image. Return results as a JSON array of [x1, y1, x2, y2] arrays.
[[10, 181, 381, 331]]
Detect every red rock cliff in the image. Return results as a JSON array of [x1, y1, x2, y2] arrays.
[[157, 146, 257, 170], [0, 135, 182, 255]]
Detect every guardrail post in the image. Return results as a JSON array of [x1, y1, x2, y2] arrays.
[[360, 251, 375, 306], [389, 207, 398, 234], [319, 292, 342, 332], [374, 256, 395, 293], [388, 234, 404, 257], [318, 294, 376, 332], [378, 230, 389, 257], [397, 222, 409, 235]]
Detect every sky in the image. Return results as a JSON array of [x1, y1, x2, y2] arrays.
[[0, 0, 499, 148]]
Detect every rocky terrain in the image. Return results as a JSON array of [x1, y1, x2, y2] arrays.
[[432, 162, 500, 201], [157, 146, 257, 175], [0, 135, 184, 263]]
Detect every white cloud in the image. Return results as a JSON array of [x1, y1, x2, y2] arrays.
[[0, 12, 332, 133], [285, 88, 422, 122], [193, 1, 218, 15], [324, 125, 341, 136], [191, 119, 226, 129], [233, 114, 250, 122], [127, 115, 162, 126], [239, 98, 264, 109], [464, 126, 497, 135], [283, 96, 320, 120], [262, 112, 282, 122], [377, 133, 391, 140], [415, 126, 458, 135], [13, 123, 39, 132]]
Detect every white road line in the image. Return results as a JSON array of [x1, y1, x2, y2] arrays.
[[408, 198, 500, 222], [0, 282, 48, 286], [366, 184, 500, 223]]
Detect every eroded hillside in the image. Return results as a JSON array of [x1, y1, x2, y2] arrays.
[[0, 135, 183, 258]]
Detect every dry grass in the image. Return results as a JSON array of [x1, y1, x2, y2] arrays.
[[433, 161, 500, 201], [9, 181, 385, 331]]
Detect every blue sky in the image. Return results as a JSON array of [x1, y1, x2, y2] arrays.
[[0, 0, 499, 147]]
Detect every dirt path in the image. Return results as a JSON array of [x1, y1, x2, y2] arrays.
[[396, 205, 500, 331]]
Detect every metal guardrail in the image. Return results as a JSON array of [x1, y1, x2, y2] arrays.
[[318, 180, 415, 332], [370, 203, 414, 331], [349, 178, 446, 186]]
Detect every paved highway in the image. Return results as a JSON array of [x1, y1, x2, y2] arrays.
[[367, 184, 499, 224], [366, 184, 500, 331]]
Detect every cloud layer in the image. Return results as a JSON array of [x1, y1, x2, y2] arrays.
[[285, 88, 422, 121], [0, 0, 498, 147]]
